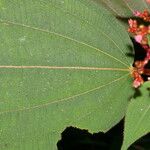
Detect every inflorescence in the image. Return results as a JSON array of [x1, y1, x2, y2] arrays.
[[128, 9, 150, 88]]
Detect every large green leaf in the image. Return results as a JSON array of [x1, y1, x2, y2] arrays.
[[122, 82, 150, 150], [94, 0, 150, 17], [0, 0, 133, 149]]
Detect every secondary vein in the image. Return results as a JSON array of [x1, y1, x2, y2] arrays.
[[0, 73, 130, 115], [0, 19, 129, 67]]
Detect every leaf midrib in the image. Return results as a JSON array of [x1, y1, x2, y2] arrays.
[[0, 65, 129, 71]]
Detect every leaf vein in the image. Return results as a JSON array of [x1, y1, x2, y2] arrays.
[[51, 2, 130, 65], [0, 19, 129, 67], [0, 65, 129, 71], [0, 73, 130, 115]]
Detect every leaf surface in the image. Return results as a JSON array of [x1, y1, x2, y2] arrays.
[[122, 82, 150, 150], [94, 0, 150, 17], [0, 0, 133, 149]]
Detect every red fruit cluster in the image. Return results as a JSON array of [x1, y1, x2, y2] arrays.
[[128, 10, 150, 88], [134, 10, 150, 22], [146, 0, 150, 4], [128, 18, 150, 44]]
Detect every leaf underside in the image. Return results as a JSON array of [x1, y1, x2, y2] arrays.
[[0, 0, 133, 149], [122, 82, 150, 150], [94, 0, 150, 17]]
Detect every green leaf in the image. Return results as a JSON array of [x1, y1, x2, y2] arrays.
[[0, 0, 133, 149], [148, 34, 150, 46], [122, 82, 150, 150], [94, 0, 150, 17]]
